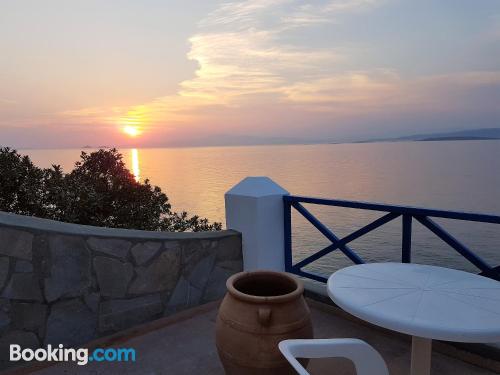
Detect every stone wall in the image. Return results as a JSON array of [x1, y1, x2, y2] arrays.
[[0, 212, 242, 369]]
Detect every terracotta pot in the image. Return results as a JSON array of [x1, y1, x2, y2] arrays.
[[216, 270, 313, 374]]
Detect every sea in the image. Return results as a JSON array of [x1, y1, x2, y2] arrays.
[[22, 140, 500, 277]]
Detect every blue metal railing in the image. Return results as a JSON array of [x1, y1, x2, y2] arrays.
[[284, 195, 500, 283]]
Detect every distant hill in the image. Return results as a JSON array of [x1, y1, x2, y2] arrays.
[[395, 128, 500, 142], [419, 136, 497, 142], [78, 127, 500, 149], [205, 128, 500, 147], [356, 128, 500, 144]]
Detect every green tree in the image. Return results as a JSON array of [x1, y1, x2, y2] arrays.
[[0, 147, 47, 217], [0, 147, 221, 232]]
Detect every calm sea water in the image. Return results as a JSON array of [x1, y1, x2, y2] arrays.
[[23, 140, 500, 277]]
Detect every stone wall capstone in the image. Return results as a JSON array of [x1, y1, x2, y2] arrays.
[[0, 211, 242, 370]]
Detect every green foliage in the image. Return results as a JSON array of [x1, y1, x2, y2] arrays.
[[0, 148, 222, 232]]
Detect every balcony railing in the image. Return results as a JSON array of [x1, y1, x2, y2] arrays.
[[283, 195, 500, 283]]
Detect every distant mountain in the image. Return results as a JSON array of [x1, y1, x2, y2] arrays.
[[418, 136, 497, 142], [357, 128, 500, 143], [397, 128, 500, 141], [79, 128, 500, 150], [81, 145, 112, 149]]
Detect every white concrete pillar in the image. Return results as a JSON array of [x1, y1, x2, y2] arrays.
[[225, 177, 289, 271]]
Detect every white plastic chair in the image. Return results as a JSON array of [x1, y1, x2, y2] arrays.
[[279, 338, 389, 375]]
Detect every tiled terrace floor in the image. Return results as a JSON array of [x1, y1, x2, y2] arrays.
[[11, 299, 500, 375]]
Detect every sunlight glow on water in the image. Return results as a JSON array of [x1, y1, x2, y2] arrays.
[[23, 141, 500, 276], [131, 148, 140, 182]]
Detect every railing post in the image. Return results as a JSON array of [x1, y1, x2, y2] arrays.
[[225, 177, 289, 271], [402, 214, 412, 263], [284, 198, 292, 272]]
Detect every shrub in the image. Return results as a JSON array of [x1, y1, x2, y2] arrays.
[[0, 148, 222, 232]]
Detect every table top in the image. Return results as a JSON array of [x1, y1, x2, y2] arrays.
[[327, 263, 500, 342]]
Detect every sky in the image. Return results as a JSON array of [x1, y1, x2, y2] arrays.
[[1, 0, 499, 148]]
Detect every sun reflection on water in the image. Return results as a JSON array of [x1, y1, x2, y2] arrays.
[[131, 148, 140, 182]]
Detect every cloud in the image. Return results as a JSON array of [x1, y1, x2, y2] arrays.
[[278, 69, 500, 116], [199, 0, 290, 28], [181, 30, 339, 102], [177, 0, 387, 110], [281, 0, 384, 29], [0, 98, 16, 107], [200, 0, 383, 30], [59, 1, 347, 127], [56, 0, 500, 139], [282, 71, 399, 107]]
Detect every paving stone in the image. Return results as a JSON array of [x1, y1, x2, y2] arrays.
[[167, 277, 189, 307], [2, 273, 43, 301], [87, 237, 131, 259], [131, 242, 161, 265], [182, 241, 203, 264], [164, 241, 181, 251], [0, 331, 39, 369], [203, 265, 233, 302], [166, 277, 202, 315], [44, 235, 91, 302], [93, 257, 133, 298], [185, 253, 215, 290], [15, 259, 33, 273], [216, 235, 242, 261], [99, 294, 162, 333], [0, 257, 9, 290], [128, 249, 181, 295], [45, 299, 96, 347], [11, 302, 47, 334], [84, 293, 100, 313], [0, 228, 33, 260]]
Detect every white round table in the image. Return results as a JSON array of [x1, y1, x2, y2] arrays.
[[327, 263, 500, 375]]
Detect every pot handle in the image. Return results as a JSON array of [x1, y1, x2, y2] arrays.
[[258, 307, 272, 326]]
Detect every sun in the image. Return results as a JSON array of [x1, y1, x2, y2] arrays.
[[123, 125, 141, 137]]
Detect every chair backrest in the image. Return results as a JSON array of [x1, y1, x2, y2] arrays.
[[279, 338, 389, 375]]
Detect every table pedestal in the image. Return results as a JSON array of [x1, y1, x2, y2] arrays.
[[410, 336, 432, 375]]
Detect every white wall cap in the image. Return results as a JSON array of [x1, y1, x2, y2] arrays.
[[225, 176, 289, 198]]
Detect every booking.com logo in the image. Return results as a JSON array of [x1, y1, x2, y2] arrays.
[[10, 344, 136, 366]]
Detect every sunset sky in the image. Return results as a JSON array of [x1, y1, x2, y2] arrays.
[[1, 0, 499, 148]]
